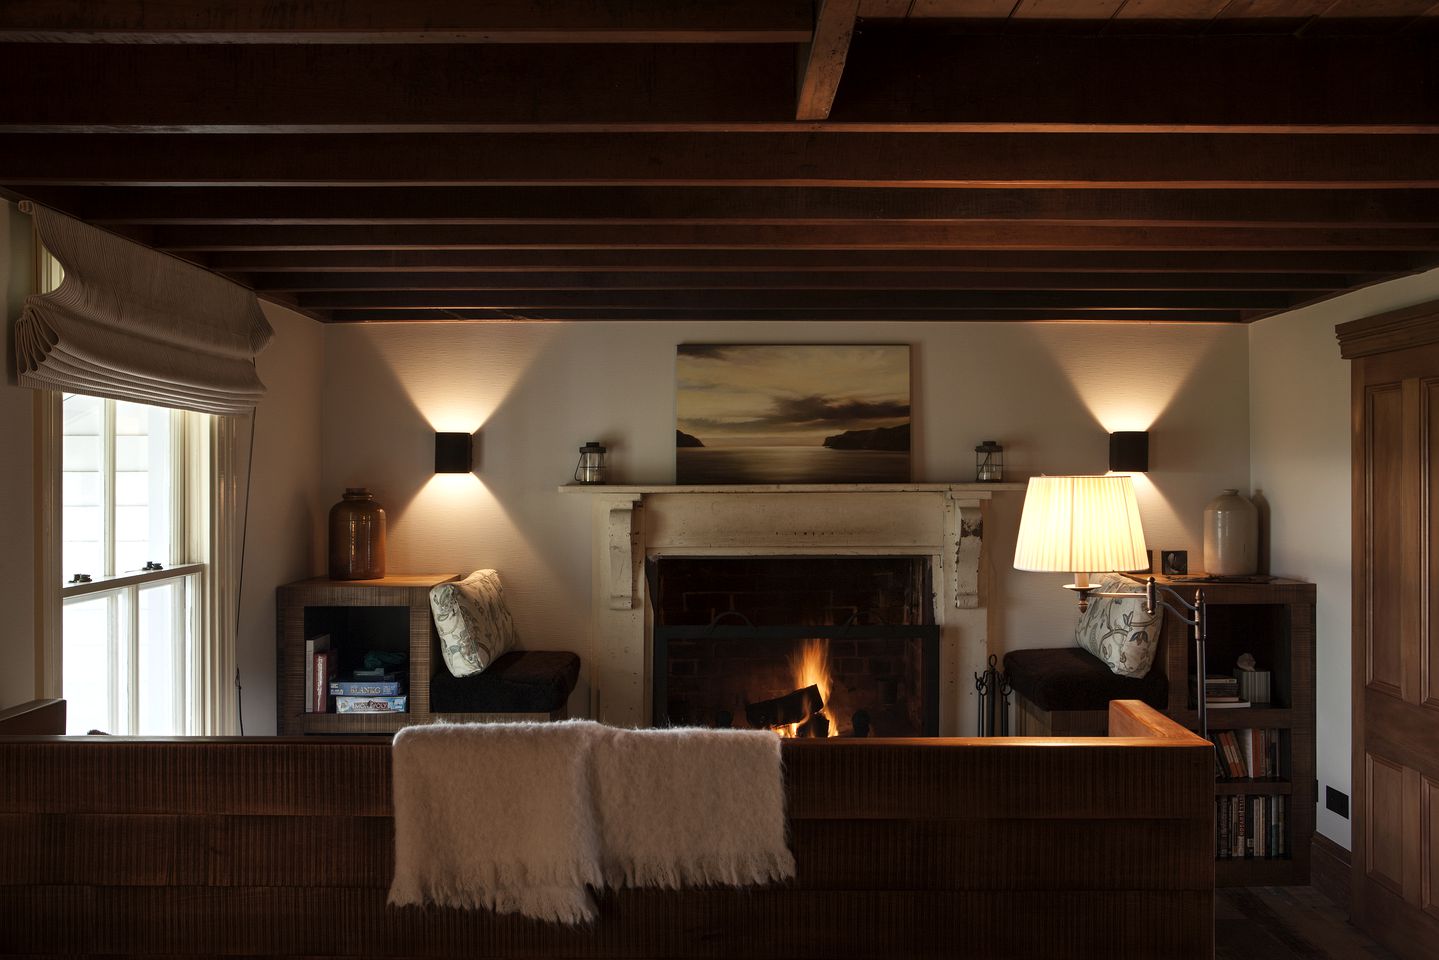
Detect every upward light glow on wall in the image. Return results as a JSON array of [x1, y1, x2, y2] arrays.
[[1030, 326, 1225, 438]]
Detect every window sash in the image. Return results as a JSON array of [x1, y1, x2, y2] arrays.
[[62, 570, 199, 735]]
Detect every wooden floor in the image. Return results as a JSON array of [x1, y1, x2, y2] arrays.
[[1216, 887, 1398, 960]]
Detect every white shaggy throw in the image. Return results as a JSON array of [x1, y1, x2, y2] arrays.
[[388, 720, 795, 924]]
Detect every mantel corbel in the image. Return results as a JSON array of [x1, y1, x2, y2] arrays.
[[599, 494, 643, 610], [946, 493, 986, 610]]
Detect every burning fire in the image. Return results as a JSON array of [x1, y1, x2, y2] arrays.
[[782, 638, 838, 738]]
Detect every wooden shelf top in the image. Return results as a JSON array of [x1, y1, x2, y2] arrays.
[[284, 573, 460, 589], [557, 482, 1027, 495], [1215, 780, 1293, 796]]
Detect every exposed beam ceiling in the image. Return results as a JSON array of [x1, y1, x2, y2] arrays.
[[1, 1, 1437, 325]]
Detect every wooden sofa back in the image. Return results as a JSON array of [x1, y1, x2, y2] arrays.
[[0, 700, 1213, 959]]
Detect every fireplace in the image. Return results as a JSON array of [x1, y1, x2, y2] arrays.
[[649, 556, 940, 736], [562, 484, 1005, 734]]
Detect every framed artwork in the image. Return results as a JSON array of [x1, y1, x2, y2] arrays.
[[675, 344, 911, 484], [1162, 550, 1189, 576]]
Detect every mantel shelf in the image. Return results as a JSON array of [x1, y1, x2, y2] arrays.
[[557, 482, 1028, 495]]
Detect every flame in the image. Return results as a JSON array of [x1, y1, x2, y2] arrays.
[[782, 638, 838, 738]]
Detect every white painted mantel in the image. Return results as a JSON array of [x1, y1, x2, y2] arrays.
[[560, 483, 1025, 736]]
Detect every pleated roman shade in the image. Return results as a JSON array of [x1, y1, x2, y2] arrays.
[[13, 203, 272, 415]]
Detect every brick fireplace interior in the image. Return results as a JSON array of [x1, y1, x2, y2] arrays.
[[649, 556, 939, 737]]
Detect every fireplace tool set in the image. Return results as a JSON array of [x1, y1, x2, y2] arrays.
[[974, 654, 1012, 736]]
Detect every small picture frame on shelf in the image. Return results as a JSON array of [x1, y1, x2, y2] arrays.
[[1162, 550, 1189, 576]]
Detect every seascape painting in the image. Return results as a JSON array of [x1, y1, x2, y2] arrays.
[[676, 344, 911, 484]]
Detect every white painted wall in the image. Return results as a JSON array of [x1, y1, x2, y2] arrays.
[[235, 302, 326, 734], [0, 201, 36, 710], [321, 320, 1251, 716], [1249, 266, 1439, 850]]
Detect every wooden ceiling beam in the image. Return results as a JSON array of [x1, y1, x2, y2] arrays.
[[239, 271, 1357, 292], [199, 249, 1438, 274], [0, 44, 797, 131], [288, 290, 1297, 310], [5, 132, 1438, 187], [834, 30, 1439, 129], [135, 222, 1439, 252], [797, 0, 861, 121], [319, 307, 1246, 323], [0, 1, 814, 44], [33, 186, 1439, 227], [0, 34, 1434, 132]]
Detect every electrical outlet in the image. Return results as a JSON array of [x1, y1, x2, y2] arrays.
[[1326, 786, 1350, 819]]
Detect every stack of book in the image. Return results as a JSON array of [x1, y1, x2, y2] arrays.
[[1216, 796, 1287, 859], [1204, 674, 1249, 709], [1234, 664, 1272, 705], [1210, 728, 1282, 780], [330, 669, 408, 714]]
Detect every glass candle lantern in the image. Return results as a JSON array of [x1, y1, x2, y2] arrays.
[[975, 441, 1004, 482], [573, 441, 608, 484]]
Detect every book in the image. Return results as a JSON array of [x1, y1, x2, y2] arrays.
[[329, 678, 404, 696], [303, 634, 330, 713], [335, 695, 408, 714], [312, 649, 334, 713], [1216, 731, 1237, 778], [1206, 698, 1251, 709], [1234, 665, 1271, 705]]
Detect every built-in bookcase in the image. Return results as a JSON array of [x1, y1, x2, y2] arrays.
[[276, 574, 458, 735], [1136, 574, 1317, 887]]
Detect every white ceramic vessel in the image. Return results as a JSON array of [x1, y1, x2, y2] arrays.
[[1203, 489, 1258, 576]]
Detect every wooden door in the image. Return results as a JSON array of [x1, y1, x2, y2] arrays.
[[1339, 304, 1439, 959]]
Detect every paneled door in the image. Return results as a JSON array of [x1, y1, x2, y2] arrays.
[[1339, 302, 1439, 959]]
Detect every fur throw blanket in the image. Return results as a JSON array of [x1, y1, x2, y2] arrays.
[[388, 720, 795, 923]]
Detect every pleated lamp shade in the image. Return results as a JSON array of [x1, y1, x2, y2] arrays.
[[1013, 475, 1149, 577]]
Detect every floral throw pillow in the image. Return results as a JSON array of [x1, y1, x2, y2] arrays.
[[429, 569, 520, 678], [1074, 573, 1164, 678]]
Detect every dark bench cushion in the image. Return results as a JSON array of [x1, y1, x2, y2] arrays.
[[429, 650, 580, 714], [1003, 647, 1167, 712]]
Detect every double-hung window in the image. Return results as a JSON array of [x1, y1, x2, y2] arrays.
[[26, 206, 263, 738], [59, 395, 210, 735]]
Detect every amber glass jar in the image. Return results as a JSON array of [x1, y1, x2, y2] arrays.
[[328, 488, 387, 580]]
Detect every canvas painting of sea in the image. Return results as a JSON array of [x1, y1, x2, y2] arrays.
[[676, 344, 911, 484]]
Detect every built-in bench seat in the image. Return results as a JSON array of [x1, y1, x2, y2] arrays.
[[429, 649, 580, 721], [1005, 646, 1169, 736]]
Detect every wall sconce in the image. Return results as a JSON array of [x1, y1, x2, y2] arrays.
[[1109, 431, 1149, 473], [434, 432, 473, 474]]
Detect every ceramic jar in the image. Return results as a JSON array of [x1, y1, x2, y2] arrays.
[[1203, 489, 1257, 576], [329, 487, 387, 580]]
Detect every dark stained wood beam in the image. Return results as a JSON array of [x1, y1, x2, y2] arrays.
[[0, 1, 814, 43], [0, 35, 1435, 131], [834, 30, 1439, 130], [198, 249, 1439, 275], [134, 222, 1439, 251], [0, 44, 797, 131], [320, 307, 1246, 323], [32, 186, 1439, 227], [797, 0, 860, 121], [5, 133, 1438, 187], [240, 271, 1359, 292], [288, 290, 1298, 310]]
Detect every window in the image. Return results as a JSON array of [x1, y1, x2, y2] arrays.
[[60, 394, 208, 735], [29, 217, 260, 737]]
